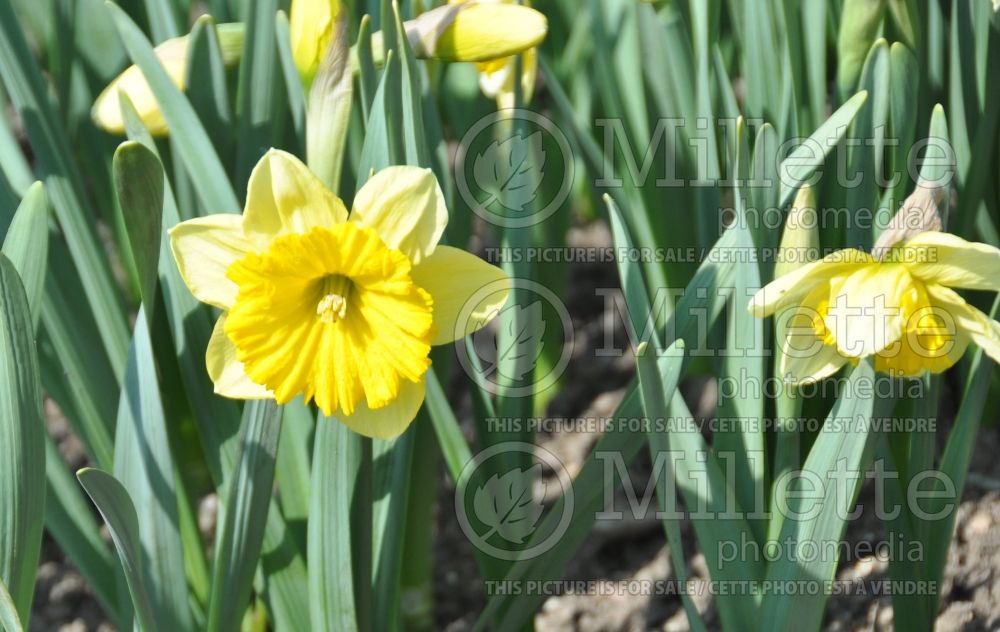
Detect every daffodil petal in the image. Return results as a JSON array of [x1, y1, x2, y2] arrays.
[[774, 285, 848, 383], [169, 213, 253, 309], [925, 284, 1000, 364], [243, 149, 348, 244], [350, 166, 448, 264], [825, 265, 911, 357], [411, 245, 510, 345], [336, 377, 426, 439], [748, 248, 876, 318], [207, 315, 273, 399], [900, 231, 1000, 291]]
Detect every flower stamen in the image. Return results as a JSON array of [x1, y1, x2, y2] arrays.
[[317, 275, 351, 323]]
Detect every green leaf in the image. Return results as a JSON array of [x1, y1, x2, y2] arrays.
[[112, 307, 192, 631], [106, 1, 240, 214], [234, 0, 285, 195], [142, 0, 180, 41], [760, 360, 883, 630], [0, 0, 129, 371], [274, 11, 306, 150], [844, 39, 889, 249], [718, 121, 767, 548], [0, 255, 45, 625], [925, 297, 1000, 609], [113, 142, 164, 314], [0, 577, 22, 632], [77, 467, 158, 632], [835, 0, 886, 100], [185, 15, 235, 168], [207, 400, 283, 632], [1, 182, 48, 327], [309, 417, 360, 632], [370, 428, 415, 632], [0, 113, 31, 198], [605, 194, 659, 348], [423, 369, 473, 482], [634, 341, 705, 632], [778, 90, 869, 209], [42, 433, 121, 622]]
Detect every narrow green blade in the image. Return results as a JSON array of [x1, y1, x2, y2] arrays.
[[1, 182, 48, 327], [112, 308, 192, 631], [77, 467, 158, 632], [309, 417, 360, 632], [0, 255, 45, 626], [207, 401, 283, 632]]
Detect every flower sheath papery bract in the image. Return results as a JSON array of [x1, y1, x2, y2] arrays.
[[749, 231, 1000, 384], [170, 150, 510, 438]]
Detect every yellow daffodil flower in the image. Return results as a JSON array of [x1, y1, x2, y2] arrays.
[[169, 150, 510, 438], [446, 0, 544, 109], [749, 231, 1000, 383], [92, 23, 244, 136]]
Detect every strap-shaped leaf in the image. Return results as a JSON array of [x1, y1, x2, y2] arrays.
[[0, 577, 22, 632], [1, 182, 48, 327], [77, 467, 158, 632], [113, 307, 192, 630], [113, 142, 164, 315], [207, 400, 282, 632], [0, 255, 45, 626], [309, 417, 360, 632]]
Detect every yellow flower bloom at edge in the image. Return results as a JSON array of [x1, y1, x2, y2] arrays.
[[170, 150, 510, 438], [749, 231, 1000, 383]]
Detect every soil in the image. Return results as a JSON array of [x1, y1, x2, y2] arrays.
[[31, 221, 1000, 631]]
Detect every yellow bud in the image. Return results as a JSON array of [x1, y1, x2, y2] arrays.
[[92, 22, 243, 136], [290, 0, 342, 87], [775, 185, 820, 279], [407, 2, 547, 62]]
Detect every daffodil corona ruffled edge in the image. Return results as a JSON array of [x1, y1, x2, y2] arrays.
[[170, 149, 510, 439], [749, 231, 1000, 383]]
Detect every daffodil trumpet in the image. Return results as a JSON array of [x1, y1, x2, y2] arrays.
[[169, 150, 510, 439], [750, 198, 1000, 383]]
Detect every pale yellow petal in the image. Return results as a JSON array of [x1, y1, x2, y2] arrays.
[[168, 213, 253, 309], [336, 377, 426, 439], [242, 149, 348, 244], [206, 315, 273, 399], [748, 248, 876, 318], [92, 37, 188, 136], [825, 265, 910, 357], [774, 285, 848, 383], [925, 284, 1000, 365], [411, 245, 510, 345], [900, 231, 1000, 291], [350, 166, 448, 264]]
